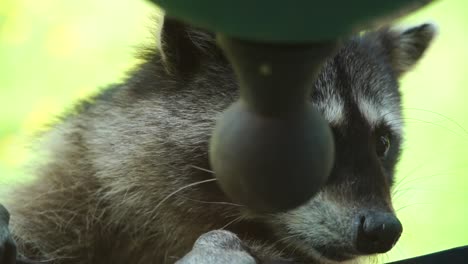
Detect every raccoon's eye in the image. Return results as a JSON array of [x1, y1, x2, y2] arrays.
[[376, 133, 391, 158]]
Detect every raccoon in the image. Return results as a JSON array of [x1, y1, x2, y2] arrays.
[[0, 17, 435, 264]]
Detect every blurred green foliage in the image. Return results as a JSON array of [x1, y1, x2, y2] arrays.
[[0, 0, 467, 262]]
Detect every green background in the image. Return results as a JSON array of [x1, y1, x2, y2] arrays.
[[0, 0, 467, 262]]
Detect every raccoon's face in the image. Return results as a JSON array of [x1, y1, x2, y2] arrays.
[[157, 18, 435, 263], [265, 25, 435, 262]]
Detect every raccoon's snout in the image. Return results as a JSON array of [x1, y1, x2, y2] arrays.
[[355, 211, 403, 254]]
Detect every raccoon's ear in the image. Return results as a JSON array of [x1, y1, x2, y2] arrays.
[[159, 16, 222, 76], [382, 23, 437, 77]]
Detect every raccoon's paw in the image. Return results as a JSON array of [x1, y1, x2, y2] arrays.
[[176, 230, 256, 264], [177, 230, 296, 264], [0, 204, 16, 264]]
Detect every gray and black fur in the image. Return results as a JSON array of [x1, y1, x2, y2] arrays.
[[1, 17, 436, 264]]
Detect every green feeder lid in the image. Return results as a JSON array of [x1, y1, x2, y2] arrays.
[[150, 0, 431, 43]]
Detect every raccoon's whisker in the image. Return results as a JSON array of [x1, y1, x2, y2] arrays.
[[393, 186, 431, 204], [402, 108, 468, 136], [393, 171, 434, 193], [392, 162, 426, 193], [220, 215, 243, 230], [385, 107, 468, 136], [386, 118, 468, 140], [30, 255, 75, 263], [393, 187, 424, 202], [394, 185, 440, 195], [271, 233, 302, 248], [277, 240, 295, 257], [286, 243, 301, 261], [153, 178, 217, 213], [278, 242, 295, 258], [189, 165, 215, 174], [393, 244, 403, 256], [395, 202, 432, 212], [178, 196, 244, 207], [392, 171, 456, 202], [393, 175, 439, 200]]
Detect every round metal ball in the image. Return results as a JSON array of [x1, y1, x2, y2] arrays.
[[209, 101, 334, 213]]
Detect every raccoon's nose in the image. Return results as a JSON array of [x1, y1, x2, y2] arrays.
[[355, 212, 403, 254]]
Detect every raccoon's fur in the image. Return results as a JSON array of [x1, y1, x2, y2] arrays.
[[3, 17, 436, 264]]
